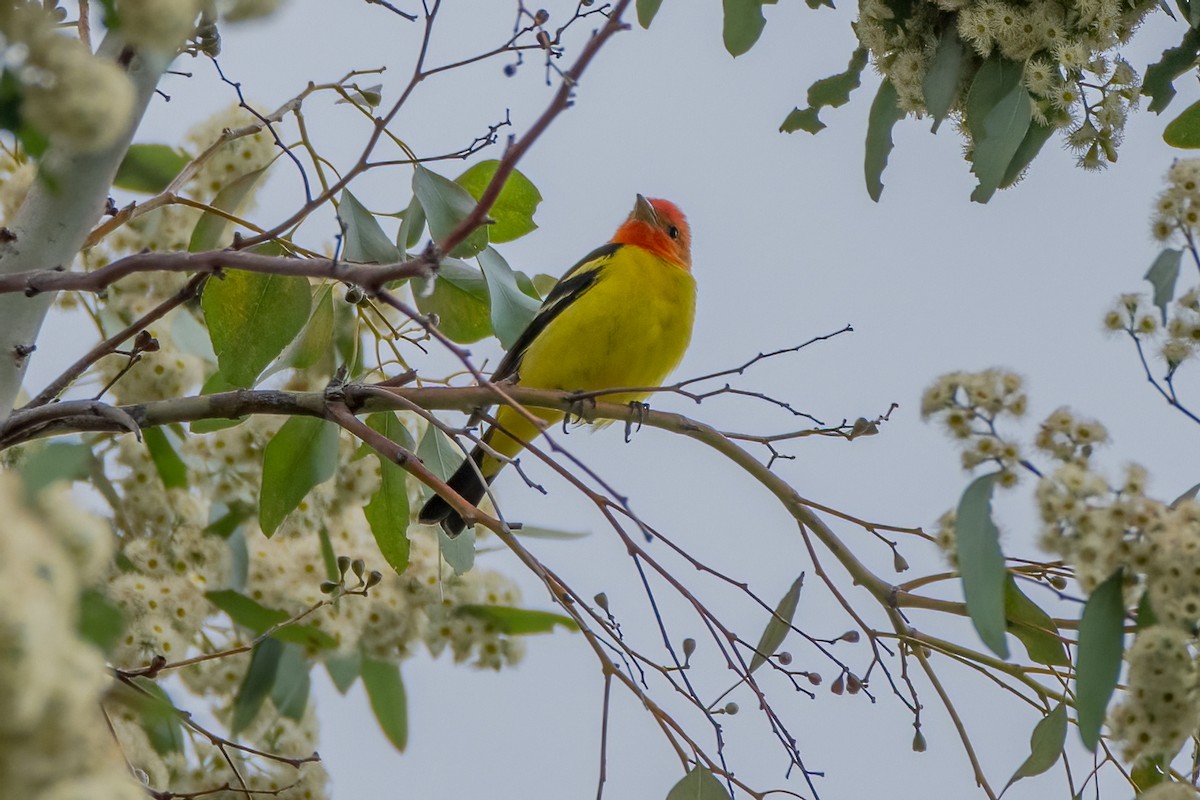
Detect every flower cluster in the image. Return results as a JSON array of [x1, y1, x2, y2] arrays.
[[855, 0, 1152, 169], [920, 368, 1027, 481], [0, 472, 143, 799], [1103, 161, 1200, 372], [1108, 625, 1200, 765], [0, 4, 136, 152]]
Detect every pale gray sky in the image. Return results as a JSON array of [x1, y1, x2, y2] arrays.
[[28, 1, 1200, 797]]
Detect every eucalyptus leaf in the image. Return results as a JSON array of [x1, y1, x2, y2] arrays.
[[114, 143, 190, 193], [923, 28, 965, 132], [722, 0, 766, 57], [1004, 576, 1069, 666], [780, 48, 868, 134], [956, 472, 1009, 658], [455, 160, 542, 243], [439, 526, 476, 575], [232, 638, 284, 734], [457, 604, 578, 634], [637, 0, 665, 27], [417, 424, 463, 483], [413, 165, 488, 257], [1165, 99, 1200, 148], [1075, 570, 1126, 750], [749, 576, 804, 673], [188, 168, 267, 252], [143, 426, 188, 489], [363, 412, 413, 575], [666, 765, 731, 800], [1143, 27, 1200, 113], [414, 258, 493, 344], [259, 416, 340, 536], [325, 649, 362, 694], [966, 59, 1032, 203], [865, 79, 905, 202], [201, 268, 312, 388], [1000, 122, 1055, 189], [362, 657, 408, 751], [1145, 248, 1183, 324], [270, 643, 311, 721], [478, 247, 540, 349], [19, 441, 92, 501], [1004, 703, 1067, 790], [339, 190, 401, 264]]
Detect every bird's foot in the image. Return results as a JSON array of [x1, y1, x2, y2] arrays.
[[625, 401, 649, 443], [564, 392, 597, 431]]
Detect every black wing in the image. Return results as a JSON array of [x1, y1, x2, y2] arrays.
[[491, 242, 622, 383]]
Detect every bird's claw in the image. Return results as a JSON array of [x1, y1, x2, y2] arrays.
[[563, 392, 597, 432], [624, 401, 649, 443]]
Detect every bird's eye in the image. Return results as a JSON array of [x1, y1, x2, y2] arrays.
[[668, 225, 679, 240]]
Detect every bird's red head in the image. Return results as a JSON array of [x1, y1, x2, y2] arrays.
[[611, 195, 692, 271]]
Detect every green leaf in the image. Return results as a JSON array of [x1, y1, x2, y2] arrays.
[[637, 0, 665, 27], [397, 194, 426, 255], [201, 269, 312, 388], [438, 527, 476, 575], [325, 649, 362, 694], [19, 441, 92, 501], [530, 272, 558, 298], [289, 285, 335, 370], [120, 679, 184, 755], [455, 161, 542, 244], [270, 643, 311, 721], [478, 247, 540, 349], [864, 79, 905, 202], [114, 144, 190, 193], [666, 765, 731, 800], [1131, 758, 1168, 792], [232, 637, 284, 734], [259, 416, 340, 536], [335, 83, 383, 108], [999, 122, 1055, 188], [189, 370, 245, 433], [748, 576, 803, 673], [1076, 570, 1126, 751], [412, 165, 488, 258], [457, 604, 579, 634], [1004, 576, 1069, 666], [1165, 99, 1200, 148], [188, 168, 267, 252], [515, 525, 590, 540], [1146, 248, 1184, 325], [923, 28, 965, 133], [1004, 703, 1067, 790], [362, 657, 408, 751], [956, 472, 1009, 658], [417, 424, 462, 483], [363, 412, 413, 575], [205, 589, 338, 648], [339, 190, 402, 264], [318, 525, 340, 582], [966, 59, 1032, 204], [207, 588, 290, 630], [780, 48, 868, 134], [723, 0, 766, 57], [414, 258, 493, 344], [1144, 27, 1200, 114], [78, 588, 124, 653], [142, 426, 188, 489]]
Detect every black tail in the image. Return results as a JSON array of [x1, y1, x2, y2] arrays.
[[418, 447, 492, 537]]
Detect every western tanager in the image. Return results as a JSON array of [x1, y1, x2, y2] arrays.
[[419, 194, 695, 536]]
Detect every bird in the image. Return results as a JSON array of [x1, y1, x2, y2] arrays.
[[419, 194, 696, 536]]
